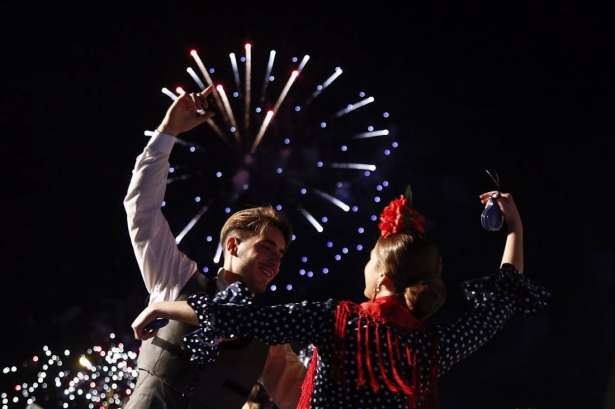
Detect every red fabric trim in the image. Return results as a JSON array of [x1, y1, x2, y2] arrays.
[[365, 320, 380, 391], [376, 326, 397, 393], [359, 295, 425, 331], [356, 312, 365, 387], [387, 329, 405, 393], [332, 302, 349, 386], [332, 297, 439, 409], [297, 347, 319, 409]]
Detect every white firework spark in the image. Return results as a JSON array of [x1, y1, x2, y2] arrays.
[[149, 42, 400, 298]]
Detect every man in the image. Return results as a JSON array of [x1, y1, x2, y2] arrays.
[[123, 85, 306, 409]]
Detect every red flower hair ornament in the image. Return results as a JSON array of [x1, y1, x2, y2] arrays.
[[378, 185, 425, 238]]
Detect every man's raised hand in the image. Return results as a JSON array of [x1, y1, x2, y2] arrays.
[[156, 85, 215, 137]]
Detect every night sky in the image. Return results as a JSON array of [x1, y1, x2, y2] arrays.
[[1, 2, 614, 408]]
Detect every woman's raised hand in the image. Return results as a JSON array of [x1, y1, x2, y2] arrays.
[[479, 191, 522, 232]]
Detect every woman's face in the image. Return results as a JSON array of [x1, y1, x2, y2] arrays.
[[364, 247, 383, 299]]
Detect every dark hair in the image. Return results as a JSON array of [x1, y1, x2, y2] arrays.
[[220, 205, 292, 250], [374, 232, 446, 320]]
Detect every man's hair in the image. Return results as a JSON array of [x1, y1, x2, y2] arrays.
[[374, 232, 446, 321], [220, 205, 292, 250]]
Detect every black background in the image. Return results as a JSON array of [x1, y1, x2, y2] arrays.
[[1, 2, 614, 408]]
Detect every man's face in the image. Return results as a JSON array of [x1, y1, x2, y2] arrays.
[[233, 226, 286, 293]]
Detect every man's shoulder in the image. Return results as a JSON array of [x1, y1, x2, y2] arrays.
[[180, 272, 217, 299]]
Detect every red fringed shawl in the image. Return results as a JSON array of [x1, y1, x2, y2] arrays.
[[298, 296, 439, 409]]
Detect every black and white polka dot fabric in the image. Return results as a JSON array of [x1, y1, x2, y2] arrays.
[[184, 264, 550, 408], [182, 283, 254, 363], [436, 263, 550, 375]]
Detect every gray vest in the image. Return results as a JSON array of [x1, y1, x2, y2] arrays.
[[135, 272, 270, 408]]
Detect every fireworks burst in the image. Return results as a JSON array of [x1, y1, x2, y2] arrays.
[[150, 42, 402, 299], [1, 42, 404, 409]]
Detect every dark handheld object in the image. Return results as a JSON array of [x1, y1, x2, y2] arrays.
[[144, 318, 169, 331], [481, 170, 503, 231]]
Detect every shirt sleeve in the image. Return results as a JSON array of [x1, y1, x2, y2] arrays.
[[435, 263, 550, 375], [198, 299, 334, 345], [259, 344, 307, 409], [183, 282, 337, 364], [123, 131, 197, 303]]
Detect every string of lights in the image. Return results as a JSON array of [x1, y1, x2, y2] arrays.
[[1, 335, 138, 409]]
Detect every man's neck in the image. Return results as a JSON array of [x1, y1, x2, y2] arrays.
[[219, 268, 255, 296]]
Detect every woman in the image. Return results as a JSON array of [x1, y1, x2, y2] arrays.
[[132, 189, 549, 408]]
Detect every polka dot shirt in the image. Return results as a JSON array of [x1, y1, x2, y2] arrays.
[[184, 264, 549, 408]]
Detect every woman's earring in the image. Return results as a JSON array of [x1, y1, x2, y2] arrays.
[[372, 279, 382, 301]]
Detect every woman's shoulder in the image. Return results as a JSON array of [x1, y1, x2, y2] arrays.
[[289, 298, 343, 310]]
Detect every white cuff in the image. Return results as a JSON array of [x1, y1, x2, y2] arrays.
[[146, 130, 176, 154]]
